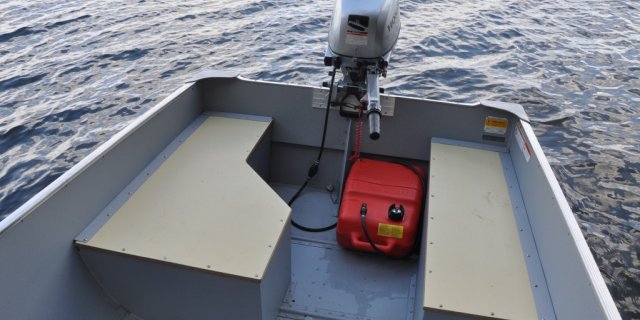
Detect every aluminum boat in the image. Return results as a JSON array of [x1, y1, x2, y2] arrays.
[[0, 71, 621, 319]]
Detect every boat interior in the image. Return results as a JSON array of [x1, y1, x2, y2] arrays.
[[0, 73, 618, 320]]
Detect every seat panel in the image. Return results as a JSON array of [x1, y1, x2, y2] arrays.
[[423, 141, 537, 319], [81, 116, 290, 281]]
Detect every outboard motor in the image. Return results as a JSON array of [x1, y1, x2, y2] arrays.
[[324, 0, 400, 140]]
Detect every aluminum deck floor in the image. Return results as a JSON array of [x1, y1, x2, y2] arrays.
[[273, 184, 419, 320]]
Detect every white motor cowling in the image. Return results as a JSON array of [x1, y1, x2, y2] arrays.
[[327, 0, 400, 60]]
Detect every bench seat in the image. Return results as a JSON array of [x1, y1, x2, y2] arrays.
[[76, 115, 291, 320], [423, 141, 537, 319]]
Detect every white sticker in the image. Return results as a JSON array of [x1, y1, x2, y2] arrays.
[[515, 123, 531, 162], [345, 31, 368, 46]]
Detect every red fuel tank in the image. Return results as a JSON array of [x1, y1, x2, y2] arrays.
[[337, 158, 425, 257]]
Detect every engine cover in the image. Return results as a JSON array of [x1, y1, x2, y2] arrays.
[[337, 158, 424, 257], [327, 0, 400, 59]]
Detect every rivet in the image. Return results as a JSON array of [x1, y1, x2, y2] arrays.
[[254, 274, 259, 278], [429, 242, 433, 245], [207, 265, 211, 268], [122, 248, 126, 252], [534, 284, 539, 288], [430, 217, 434, 220], [83, 238, 88, 242], [428, 270, 432, 273], [491, 312, 495, 316], [439, 304, 443, 308]]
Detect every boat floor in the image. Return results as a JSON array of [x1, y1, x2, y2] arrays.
[[273, 184, 419, 320]]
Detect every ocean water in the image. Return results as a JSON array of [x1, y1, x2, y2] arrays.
[[0, 0, 638, 317]]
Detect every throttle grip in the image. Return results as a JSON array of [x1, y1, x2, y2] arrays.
[[368, 111, 381, 140]]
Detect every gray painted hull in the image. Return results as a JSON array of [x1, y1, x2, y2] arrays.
[[0, 72, 620, 320]]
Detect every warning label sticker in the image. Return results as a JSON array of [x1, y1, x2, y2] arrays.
[[515, 123, 531, 162], [484, 116, 508, 135], [377, 223, 403, 239], [346, 31, 368, 46]]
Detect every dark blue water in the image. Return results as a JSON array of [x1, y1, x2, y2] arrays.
[[0, 0, 638, 317]]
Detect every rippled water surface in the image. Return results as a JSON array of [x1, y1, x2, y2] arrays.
[[1, 0, 638, 317]]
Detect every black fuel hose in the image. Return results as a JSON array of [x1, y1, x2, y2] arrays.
[[359, 203, 385, 254], [288, 64, 339, 232]]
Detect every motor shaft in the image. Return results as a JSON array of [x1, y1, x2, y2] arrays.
[[366, 69, 382, 140]]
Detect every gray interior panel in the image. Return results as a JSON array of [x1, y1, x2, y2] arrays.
[[198, 78, 519, 161], [509, 121, 612, 319]]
